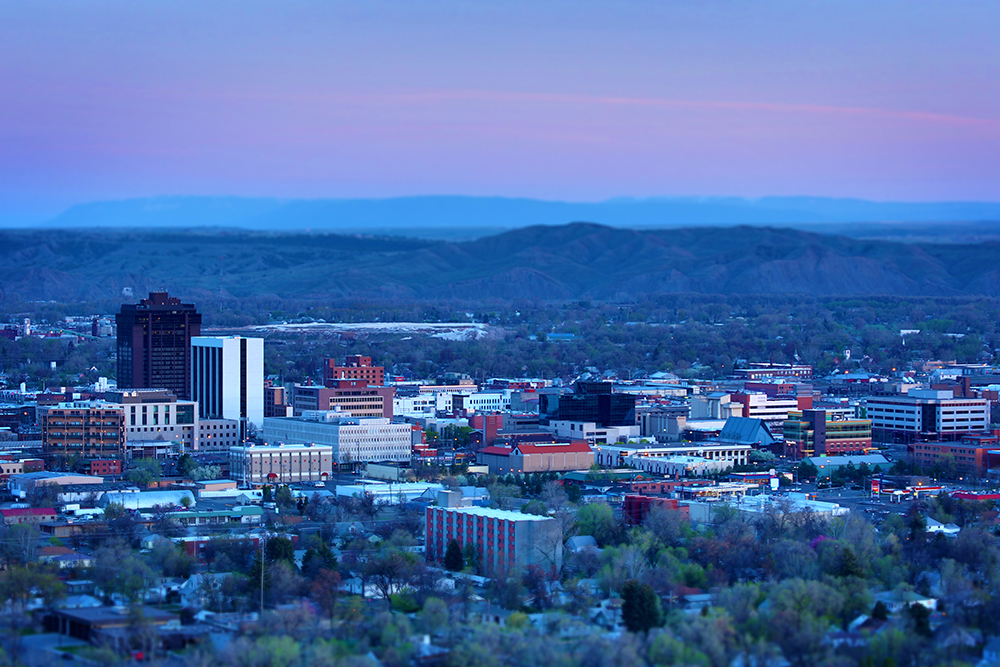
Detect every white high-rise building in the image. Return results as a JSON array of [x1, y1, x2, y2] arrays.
[[191, 336, 264, 439]]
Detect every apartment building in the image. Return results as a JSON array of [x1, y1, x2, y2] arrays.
[[41, 402, 125, 464], [426, 506, 563, 576]]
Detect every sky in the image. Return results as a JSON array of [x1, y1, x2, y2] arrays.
[[2, 1, 999, 224]]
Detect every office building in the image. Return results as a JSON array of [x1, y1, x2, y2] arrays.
[[262, 413, 411, 470], [264, 381, 293, 418], [116, 292, 201, 399], [783, 409, 872, 460], [291, 381, 394, 418], [191, 336, 264, 438], [426, 506, 563, 576], [734, 363, 813, 381], [539, 381, 636, 427], [229, 443, 334, 485], [867, 389, 989, 444], [324, 355, 384, 386]]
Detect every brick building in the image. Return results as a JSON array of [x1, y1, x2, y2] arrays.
[[477, 441, 594, 475], [324, 355, 384, 387], [622, 495, 689, 525], [292, 381, 394, 418], [41, 402, 125, 465], [426, 506, 563, 575]]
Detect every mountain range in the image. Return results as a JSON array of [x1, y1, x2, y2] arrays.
[[35, 195, 1000, 242], [2, 224, 1000, 304]]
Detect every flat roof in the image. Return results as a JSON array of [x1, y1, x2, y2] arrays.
[[432, 505, 552, 522]]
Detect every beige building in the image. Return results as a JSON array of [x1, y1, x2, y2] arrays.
[[229, 443, 334, 486]]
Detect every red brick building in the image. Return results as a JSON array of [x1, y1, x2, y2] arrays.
[[84, 459, 122, 476], [622, 495, 689, 525], [426, 506, 563, 575], [911, 432, 1000, 475], [324, 355, 384, 387]]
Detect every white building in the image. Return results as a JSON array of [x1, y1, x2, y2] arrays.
[[867, 389, 989, 439], [735, 393, 798, 429], [593, 442, 751, 468], [622, 453, 731, 477], [455, 391, 511, 413], [229, 443, 335, 485], [262, 412, 412, 469], [393, 393, 439, 418], [549, 420, 640, 444], [191, 336, 264, 438]]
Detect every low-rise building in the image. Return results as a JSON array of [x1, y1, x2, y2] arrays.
[[477, 441, 594, 475], [0, 507, 57, 525], [593, 443, 751, 468], [229, 443, 334, 486]]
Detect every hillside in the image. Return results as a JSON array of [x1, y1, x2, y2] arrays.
[[1, 224, 999, 304]]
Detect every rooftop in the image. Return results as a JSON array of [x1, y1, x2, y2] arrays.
[[433, 505, 553, 522]]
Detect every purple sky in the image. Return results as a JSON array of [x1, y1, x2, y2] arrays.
[[2, 1, 999, 223]]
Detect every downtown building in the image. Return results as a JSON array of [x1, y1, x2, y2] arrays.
[[116, 292, 201, 399], [867, 389, 989, 444], [191, 336, 264, 440], [783, 409, 873, 460], [229, 443, 334, 486], [262, 412, 412, 470], [41, 402, 125, 466], [324, 355, 385, 386]]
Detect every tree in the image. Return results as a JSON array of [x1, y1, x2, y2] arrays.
[[125, 458, 162, 488], [797, 459, 818, 482], [311, 568, 341, 623], [621, 579, 662, 633], [367, 548, 420, 603], [444, 539, 464, 572], [871, 600, 889, 621], [266, 536, 296, 566], [275, 485, 295, 511], [576, 503, 618, 545], [419, 596, 449, 636], [177, 453, 198, 477]]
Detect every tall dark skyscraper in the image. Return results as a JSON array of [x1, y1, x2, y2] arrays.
[[116, 291, 202, 399]]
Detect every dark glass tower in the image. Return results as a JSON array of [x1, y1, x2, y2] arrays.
[[116, 292, 201, 399]]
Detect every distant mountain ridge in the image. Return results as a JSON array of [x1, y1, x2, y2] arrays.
[[41, 195, 1000, 237], [2, 223, 1000, 304]]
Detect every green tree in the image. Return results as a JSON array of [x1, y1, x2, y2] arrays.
[[125, 458, 161, 488], [576, 503, 618, 545], [444, 539, 464, 572], [266, 536, 296, 566], [177, 453, 198, 477], [797, 459, 818, 482], [621, 579, 662, 633]]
